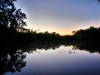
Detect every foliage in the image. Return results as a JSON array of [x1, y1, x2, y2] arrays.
[[0, 0, 27, 28], [0, 0, 27, 43], [0, 0, 100, 43], [72, 26, 100, 40]]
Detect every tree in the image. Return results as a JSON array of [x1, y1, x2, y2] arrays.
[[72, 31, 76, 35], [0, 0, 27, 29]]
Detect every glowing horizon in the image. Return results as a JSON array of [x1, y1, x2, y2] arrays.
[[15, 0, 100, 35], [25, 22, 100, 35]]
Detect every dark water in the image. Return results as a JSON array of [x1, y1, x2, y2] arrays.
[[1, 43, 100, 75]]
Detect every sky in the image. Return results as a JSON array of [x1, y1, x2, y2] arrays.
[[15, 0, 100, 35]]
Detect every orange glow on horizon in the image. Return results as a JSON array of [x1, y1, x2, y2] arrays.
[[25, 21, 100, 35]]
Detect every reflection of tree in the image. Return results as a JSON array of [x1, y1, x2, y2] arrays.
[[18, 42, 61, 53], [72, 45, 100, 53], [0, 42, 61, 75], [0, 42, 100, 75], [16, 42, 100, 54], [0, 48, 27, 75]]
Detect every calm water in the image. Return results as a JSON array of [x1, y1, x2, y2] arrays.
[[1, 44, 100, 75]]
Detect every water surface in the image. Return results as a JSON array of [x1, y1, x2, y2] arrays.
[[1, 44, 100, 75]]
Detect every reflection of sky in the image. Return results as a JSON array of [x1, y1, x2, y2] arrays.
[[15, 0, 100, 35], [5, 45, 100, 75]]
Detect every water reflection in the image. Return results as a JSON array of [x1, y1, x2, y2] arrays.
[[0, 47, 27, 75], [69, 50, 76, 54], [0, 42, 100, 75], [71, 44, 100, 53]]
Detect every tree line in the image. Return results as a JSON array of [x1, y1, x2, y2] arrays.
[[72, 26, 100, 40], [0, 0, 100, 44]]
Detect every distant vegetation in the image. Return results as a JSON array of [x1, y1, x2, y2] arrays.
[[0, 0, 100, 74], [71, 26, 100, 40], [0, 0, 100, 45]]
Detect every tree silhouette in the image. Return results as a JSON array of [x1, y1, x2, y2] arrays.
[[71, 26, 100, 40], [0, 0, 27, 29], [0, 0, 27, 44]]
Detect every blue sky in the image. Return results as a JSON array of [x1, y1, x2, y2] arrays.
[[15, 0, 100, 35]]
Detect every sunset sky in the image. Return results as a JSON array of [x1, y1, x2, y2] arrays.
[[15, 0, 100, 35]]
